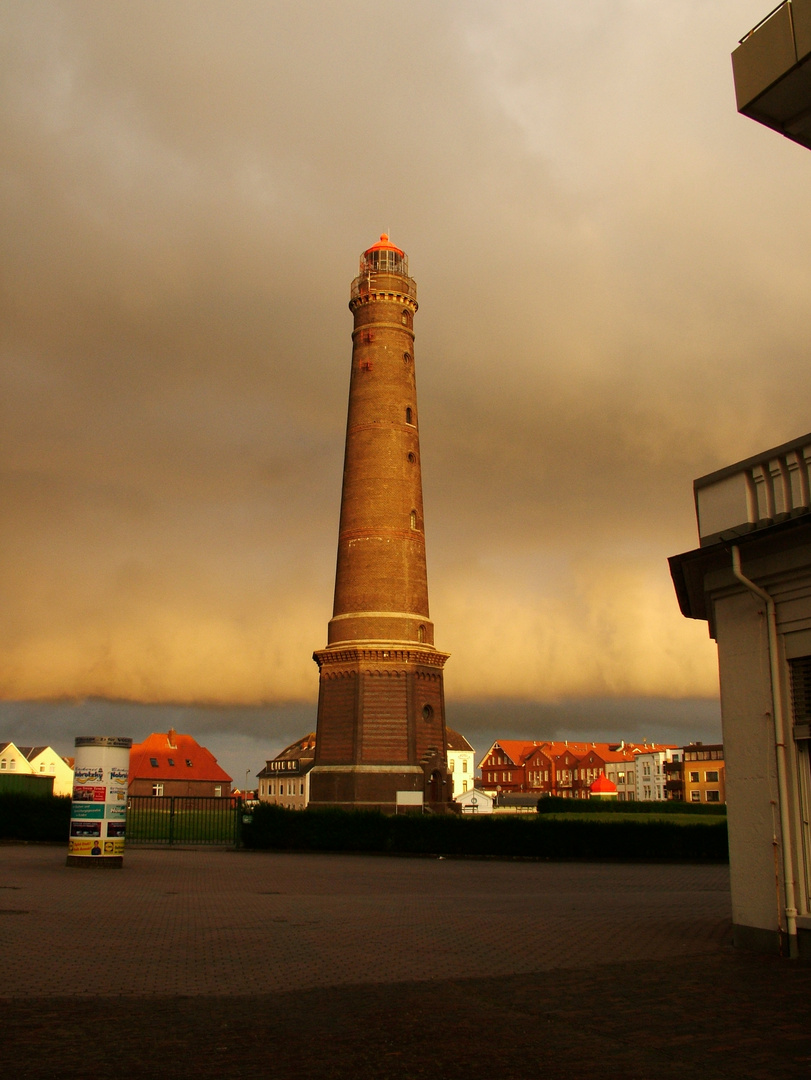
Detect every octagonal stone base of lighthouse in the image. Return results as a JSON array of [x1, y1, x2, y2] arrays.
[[308, 645, 451, 813]]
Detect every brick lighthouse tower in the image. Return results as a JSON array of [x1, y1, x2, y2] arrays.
[[309, 235, 450, 812]]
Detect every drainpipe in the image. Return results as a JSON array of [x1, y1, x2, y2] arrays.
[[731, 545, 799, 958]]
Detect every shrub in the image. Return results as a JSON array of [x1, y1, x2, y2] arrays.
[[536, 796, 725, 815], [241, 804, 728, 862], [0, 794, 72, 842]]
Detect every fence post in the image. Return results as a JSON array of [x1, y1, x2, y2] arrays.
[[169, 797, 175, 846]]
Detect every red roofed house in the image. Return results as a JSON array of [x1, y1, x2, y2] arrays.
[[129, 730, 232, 798]]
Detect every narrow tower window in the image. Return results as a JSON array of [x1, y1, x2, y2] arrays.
[[401, 310, 409, 325], [406, 407, 413, 424], [410, 509, 417, 529], [418, 624, 426, 643]]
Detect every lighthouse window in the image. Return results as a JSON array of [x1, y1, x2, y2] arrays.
[[406, 407, 413, 424], [422, 704, 434, 721], [403, 352, 411, 364], [407, 452, 416, 464], [410, 509, 417, 529], [401, 310, 409, 325], [418, 624, 425, 643]]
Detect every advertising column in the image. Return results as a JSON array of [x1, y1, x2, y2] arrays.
[[66, 736, 132, 868]]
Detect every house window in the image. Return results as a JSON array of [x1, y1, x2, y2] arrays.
[[691, 791, 701, 802], [152, 783, 164, 797], [168, 758, 175, 767], [448, 760, 455, 772], [462, 760, 467, 773], [706, 790, 721, 802], [214, 786, 222, 797], [186, 759, 193, 767], [689, 771, 700, 783], [462, 781, 468, 792], [10, 760, 15, 771], [790, 655, 811, 723], [150, 758, 159, 768], [0, 759, 5, 770], [40, 762, 45, 772], [706, 770, 719, 782]]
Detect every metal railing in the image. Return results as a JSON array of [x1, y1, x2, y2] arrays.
[[126, 796, 243, 846], [350, 270, 418, 302]]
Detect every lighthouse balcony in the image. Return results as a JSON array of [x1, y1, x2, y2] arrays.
[[351, 270, 417, 303]]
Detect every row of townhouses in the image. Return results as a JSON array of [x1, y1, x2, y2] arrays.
[[477, 740, 726, 804]]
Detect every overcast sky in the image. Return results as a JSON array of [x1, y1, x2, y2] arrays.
[[3, 1, 809, 779]]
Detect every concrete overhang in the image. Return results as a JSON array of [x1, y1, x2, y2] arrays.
[[732, 0, 811, 149], [669, 515, 811, 632]]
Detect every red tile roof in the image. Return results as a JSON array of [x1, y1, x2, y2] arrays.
[[590, 774, 618, 794], [128, 730, 232, 784], [480, 739, 679, 769]]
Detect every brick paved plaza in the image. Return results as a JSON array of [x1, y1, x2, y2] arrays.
[[2, 845, 810, 1078]]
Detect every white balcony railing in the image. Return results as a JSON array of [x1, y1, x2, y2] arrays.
[[695, 433, 811, 547]]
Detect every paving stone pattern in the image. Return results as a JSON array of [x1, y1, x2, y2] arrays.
[[2, 845, 809, 1079]]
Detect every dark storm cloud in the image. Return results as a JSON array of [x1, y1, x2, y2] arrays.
[[2, 1, 807, 732]]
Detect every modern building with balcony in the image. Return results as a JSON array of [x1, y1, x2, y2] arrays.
[[670, 431, 811, 957]]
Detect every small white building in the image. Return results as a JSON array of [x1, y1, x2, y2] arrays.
[[456, 787, 494, 814], [446, 728, 475, 799], [256, 733, 316, 810]]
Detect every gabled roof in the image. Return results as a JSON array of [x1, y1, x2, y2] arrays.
[[129, 730, 232, 784], [257, 732, 317, 777], [446, 728, 474, 753], [19, 746, 50, 761], [479, 740, 532, 768]]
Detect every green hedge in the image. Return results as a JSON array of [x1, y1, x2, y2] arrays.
[[0, 793, 71, 842], [241, 804, 729, 862], [536, 796, 726, 815]]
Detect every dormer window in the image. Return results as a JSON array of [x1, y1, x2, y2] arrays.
[[150, 758, 159, 768]]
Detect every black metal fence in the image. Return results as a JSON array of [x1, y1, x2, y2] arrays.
[[126, 796, 243, 846]]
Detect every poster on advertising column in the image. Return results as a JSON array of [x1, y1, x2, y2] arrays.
[[66, 736, 132, 868]]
